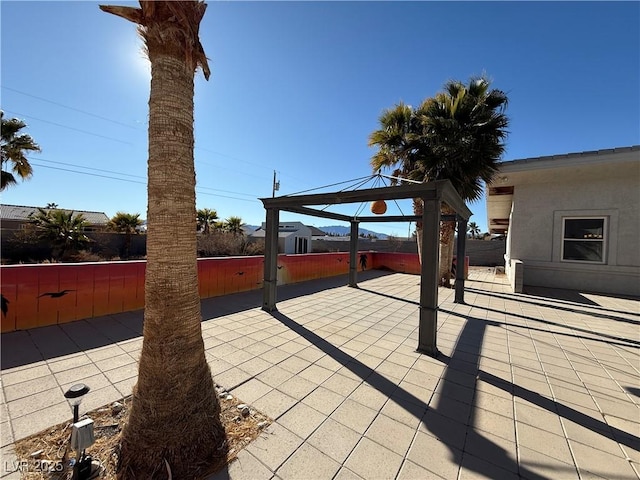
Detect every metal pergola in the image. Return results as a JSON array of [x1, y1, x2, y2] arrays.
[[259, 179, 472, 357]]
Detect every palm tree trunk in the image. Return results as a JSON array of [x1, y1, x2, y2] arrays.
[[118, 51, 225, 479], [412, 197, 423, 264], [438, 203, 456, 287]]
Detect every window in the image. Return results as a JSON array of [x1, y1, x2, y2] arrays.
[[562, 217, 606, 263]]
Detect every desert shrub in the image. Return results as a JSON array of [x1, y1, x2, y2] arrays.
[[197, 232, 263, 257]]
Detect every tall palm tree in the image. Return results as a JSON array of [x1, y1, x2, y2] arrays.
[[418, 77, 508, 282], [197, 207, 218, 234], [369, 103, 428, 261], [100, 2, 226, 478], [30, 208, 90, 259], [1, 111, 41, 191], [369, 76, 508, 284], [468, 221, 481, 239], [107, 212, 143, 258]]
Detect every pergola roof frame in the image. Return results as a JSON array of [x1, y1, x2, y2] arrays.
[[259, 178, 471, 357]]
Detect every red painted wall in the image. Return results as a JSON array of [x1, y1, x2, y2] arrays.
[[0, 252, 427, 332]]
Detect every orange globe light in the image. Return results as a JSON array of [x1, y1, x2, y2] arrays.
[[370, 200, 387, 215]]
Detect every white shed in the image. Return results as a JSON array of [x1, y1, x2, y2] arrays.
[[250, 221, 312, 254]]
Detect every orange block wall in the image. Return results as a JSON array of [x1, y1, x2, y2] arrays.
[[1, 252, 423, 332]]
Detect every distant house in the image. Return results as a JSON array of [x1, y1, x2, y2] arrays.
[[486, 146, 639, 296], [0, 204, 110, 233], [250, 221, 312, 254], [309, 226, 329, 240]]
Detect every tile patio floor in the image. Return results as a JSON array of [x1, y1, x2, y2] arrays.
[[1, 268, 639, 479]]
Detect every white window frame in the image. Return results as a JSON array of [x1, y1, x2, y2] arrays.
[[561, 216, 607, 264]]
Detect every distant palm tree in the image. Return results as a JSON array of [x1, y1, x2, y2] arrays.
[[468, 221, 481, 239], [45, 202, 58, 209], [108, 212, 142, 258], [224, 216, 245, 235], [100, 1, 226, 478], [1, 111, 41, 191], [197, 207, 218, 234], [31, 208, 90, 259]]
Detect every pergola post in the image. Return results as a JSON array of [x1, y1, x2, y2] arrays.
[[455, 218, 467, 304], [348, 221, 359, 287], [262, 208, 279, 312], [417, 198, 441, 356]]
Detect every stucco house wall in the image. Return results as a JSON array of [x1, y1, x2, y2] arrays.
[[487, 146, 639, 296]]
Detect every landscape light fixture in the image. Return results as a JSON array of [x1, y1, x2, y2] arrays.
[[64, 383, 90, 423], [64, 384, 95, 480]]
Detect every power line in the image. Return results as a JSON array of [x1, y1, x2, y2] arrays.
[[31, 156, 259, 198], [3, 89, 317, 191], [3, 109, 135, 146], [28, 162, 261, 203], [32, 157, 145, 179], [2, 86, 141, 130]]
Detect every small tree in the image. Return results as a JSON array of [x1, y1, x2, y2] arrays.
[[224, 216, 244, 236], [30, 208, 90, 259], [468, 221, 481, 239], [108, 212, 143, 258], [1, 111, 41, 191]]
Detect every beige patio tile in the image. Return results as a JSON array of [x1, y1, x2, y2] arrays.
[[277, 376, 317, 400], [307, 418, 361, 464], [276, 403, 326, 440], [253, 389, 297, 420], [301, 386, 344, 416], [245, 423, 304, 472], [365, 413, 416, 456], [332, 467, 364, 480], [4, 375, 59, 402], [47, 354, 94, 373], [458, 451, 520, 480], [256, 365, 295, 388], [519, 445, 579, 479], [11, 401, 69, 441], [516, 422, 574, 464], [344, 437, 403, 480], [571, 440, 637, 480], [330, 399, 377, 435], [231, 379, 273, 406], [208, 449, 272, 480], [297, 364, 333, 385], [471, 407, 516, 443], [321, 373, 361, 397], [93, 353, 136, 373], [277, 442, 340, 480], [407, 430, 462, 479], [348, 383, 389, 412]]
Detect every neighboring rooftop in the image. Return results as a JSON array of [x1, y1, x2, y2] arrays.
[[497, 145, 640, 172], [0, 204, 110, 225]]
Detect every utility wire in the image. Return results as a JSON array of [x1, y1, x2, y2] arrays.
[[2, 86, 141, 130], [3, 109, 135, 146], [28, 162, 260, 203]]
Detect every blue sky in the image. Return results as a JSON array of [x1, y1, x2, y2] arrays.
[[2, 1, 639, 236]]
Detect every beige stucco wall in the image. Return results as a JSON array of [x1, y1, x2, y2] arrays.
[[504, 153, 640, 296]]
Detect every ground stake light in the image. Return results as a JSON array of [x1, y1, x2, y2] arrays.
[[64, 384, 95, 480]]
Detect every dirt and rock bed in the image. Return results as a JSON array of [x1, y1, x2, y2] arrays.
[[12, 385, 272, 479]]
